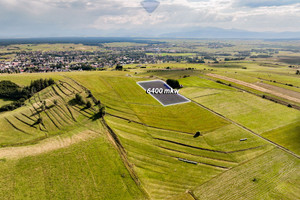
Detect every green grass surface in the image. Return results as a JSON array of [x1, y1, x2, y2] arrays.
[[194, 148, 300, 200], [146, 53, 196, 57], [0, 98, 13, 106], [262, 122, 300, 155], [0, 44, 102, 53], [0, 69, 298, 200], [0, 77, 95, 147], [182, 88, 299, 134], [64, 71, 276, 199], [0, 132, 145, 200]]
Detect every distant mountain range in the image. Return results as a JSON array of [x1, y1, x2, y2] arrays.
[[1, 27, 300, 40], [159, 27, 300, 39]]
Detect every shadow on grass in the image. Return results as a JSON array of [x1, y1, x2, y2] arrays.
[[90, 113, 103, 121]]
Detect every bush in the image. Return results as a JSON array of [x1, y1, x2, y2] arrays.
[[86, 101, 92, 108], [95, 100, 101, 105], [100, 106, 106, 115], [75, 93, 85, 105], [37, 117, 43, 124], [194, 131, 201, 138], [166, 79, 180, 89], [115, 64, 123, 70]]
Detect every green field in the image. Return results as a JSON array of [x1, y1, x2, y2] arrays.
[[0, 44, 103, 53], [194, 149, 300, 200], [0, 98, 13, 107], [65, 71, 285, 199], [146, 53, 196, 57], [0, 62, 299, 200], [0, 128, 145, 200]]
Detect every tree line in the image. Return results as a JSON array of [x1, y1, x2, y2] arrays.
[[0, 78, 55, 112]]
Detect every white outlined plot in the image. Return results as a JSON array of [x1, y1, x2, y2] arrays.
[[137, 80, 191, 106]]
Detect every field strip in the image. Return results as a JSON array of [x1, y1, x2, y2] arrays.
[[0, 130, 98, 159], [258, 77, 300, 88], [100, 118, 151, 199], [106, 113, 194, 135], [157, 145, 236, 163], [207, 73, 300, 104], [187, 86, 240, 92], [166, 155, 229, 169], [256, 82, 300, 99], [20, 113, 36, 122], [153, 137, 227, 153], [190, 100, 300, 159], [191, 148, 275, 194], [4, 117, 31, 135], [192, 92, 221, 99], [14, 115, 37, 129], [59, 80, 81, 93]]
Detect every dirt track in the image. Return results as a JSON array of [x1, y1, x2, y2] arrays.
[[207, 73, 300, 104], [0, 130, 98, 159]]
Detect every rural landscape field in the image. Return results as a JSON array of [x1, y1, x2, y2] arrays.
[[0, 38, 299, 200]]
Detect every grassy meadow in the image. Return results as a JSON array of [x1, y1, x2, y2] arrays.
[[0, 55, 299, 200]]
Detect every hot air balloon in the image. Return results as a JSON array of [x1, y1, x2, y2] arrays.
[[141, 0, 160, 14]]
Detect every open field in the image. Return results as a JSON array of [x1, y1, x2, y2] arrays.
[[0, 76, 97, 147], [0, 41, 299, 200], [0, 127, 145, 200], [179, 77, 299, 144], [0, 44, 103, 53], [207, 73, 300, 104], [255, 82, 300, 100], [0, 72, 150, 199], [0, 98, 13, 107], [146, 53, 196, 57], [194, 148, 300, 200], [65, 71, 292, 199], [261, 122, 300, 155]]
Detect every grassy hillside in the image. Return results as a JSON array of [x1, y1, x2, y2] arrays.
[[0, 73, 147, 200], [0, 126, 145, 200], [0, 70, 298, 200], [0, 77, 96, 147], [66, 71, 281, 199], [179, 76, 300, 156], [193, 149, 300, 200]]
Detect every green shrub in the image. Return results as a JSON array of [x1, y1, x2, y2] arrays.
[[166, 79, 180, 89], [86, 101, 92, 108]]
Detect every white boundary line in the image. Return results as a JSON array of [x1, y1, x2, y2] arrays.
[[137, 80, 191, 107]]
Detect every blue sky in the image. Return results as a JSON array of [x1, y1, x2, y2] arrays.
[[0, 0, 300, 38]]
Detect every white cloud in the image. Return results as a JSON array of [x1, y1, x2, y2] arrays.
[[0, 0, 299, 37]]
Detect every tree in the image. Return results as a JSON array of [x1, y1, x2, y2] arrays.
[[37, 117, 43, 124], [86, 101, 92, 108], [99, 106, 106, 117], [75, 93, 85, 105], [194, 131, 201, 138], [115, 64, 123, 71], [53, 99, 58, 105], [296, 70, 300, 75], [166, 79, 180, 89]]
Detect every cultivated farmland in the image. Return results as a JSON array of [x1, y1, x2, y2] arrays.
[[0, 39, 299, 200]]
